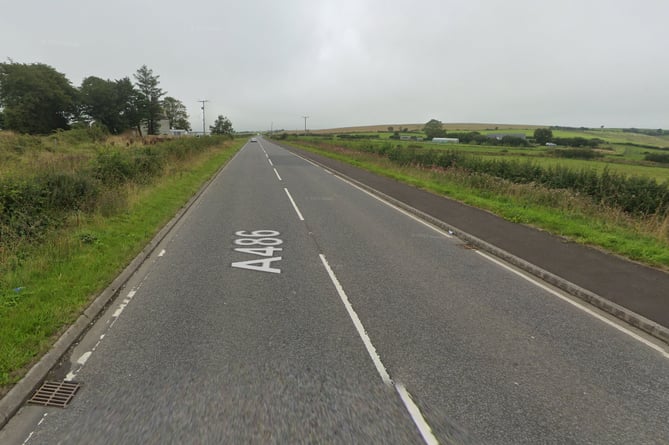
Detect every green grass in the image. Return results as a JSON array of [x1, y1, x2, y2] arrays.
[[281, 138, 669, 269], [0, 139, 244, 391]]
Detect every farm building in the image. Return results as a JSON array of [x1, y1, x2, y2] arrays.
[[432, 137, 460, 144], [486, 133, 526, 140]]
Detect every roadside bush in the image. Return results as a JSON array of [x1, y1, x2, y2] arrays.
[[40, 172, 99, 211], [94, 149, 138, 185]]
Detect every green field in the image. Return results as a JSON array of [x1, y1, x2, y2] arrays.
[[291, 125, 669, 184]]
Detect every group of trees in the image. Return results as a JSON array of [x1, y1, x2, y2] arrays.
[[0, 61, 193, 135]]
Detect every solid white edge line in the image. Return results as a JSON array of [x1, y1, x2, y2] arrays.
[[287, 146, 669, 359], [476, 250, 669, 359], [273, 168, 282, 181], [286, 150, 452, 239], [332, 174, 453, 239], [284, 188, 305, 221], [319, 254, 392, 385], [396, 383, 440, 445]]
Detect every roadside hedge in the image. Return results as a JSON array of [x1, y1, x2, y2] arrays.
[[315, 140, 669, 216], [0, 136, 228, 248]]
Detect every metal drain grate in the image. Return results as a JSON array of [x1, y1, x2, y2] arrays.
[[28, 381, 81, 408]]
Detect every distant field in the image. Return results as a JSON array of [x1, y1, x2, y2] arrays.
[[302, 123, 669, 150], [309, 123, 544, 134]]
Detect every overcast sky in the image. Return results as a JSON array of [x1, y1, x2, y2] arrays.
[[2, 0, 668, 132]]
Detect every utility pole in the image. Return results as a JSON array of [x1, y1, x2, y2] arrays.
[[302, 116, 309, 134], [198, 100, 209, 136]]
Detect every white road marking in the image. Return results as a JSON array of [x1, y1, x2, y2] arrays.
[[319, 254, 439, 444], [396, 383, 440, 445], [282, 148, 452, 239], [476, 250, 669, 359], [21, 431, 34, 445], [158, 249, 166, 257], [273, 168, 282, 181], [284, 147, 667, 358], [77, 351, 92, 365], [333, 174, 453, 239], [284, 188, 305, 221], [22, 410, 48, 444], [319, 254, 391, 384], [268, 158, 274, 166]]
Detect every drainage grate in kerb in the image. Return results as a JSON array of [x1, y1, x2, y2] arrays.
[[28, 381, 81, 408]]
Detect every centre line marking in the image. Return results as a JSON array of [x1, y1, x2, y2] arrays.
[[273, 168, 282, 181], [319, 254, 439, 445], [268, 158, 274, 166], [284, 188, 304, 221], [319, 254, 391, 384]]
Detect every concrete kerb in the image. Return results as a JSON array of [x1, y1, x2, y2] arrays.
[[289, 148, 669, 347], [0, 143, 246, 431]]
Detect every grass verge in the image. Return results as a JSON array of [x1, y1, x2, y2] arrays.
[[0, 139, 244, 393]]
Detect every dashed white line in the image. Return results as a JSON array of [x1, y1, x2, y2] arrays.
[[284, 188, 305, 221], [476, 250, 669, 359], [268, 158, 274, 166], [76, 351, 92, 365], [319, 254, 439, 444], [273, 168, 282, 181], [22, 431, 34, 445]]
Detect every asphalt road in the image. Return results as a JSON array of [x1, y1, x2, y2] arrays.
[[2, 137, 668, 444]]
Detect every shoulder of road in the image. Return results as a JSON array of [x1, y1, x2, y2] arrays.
[[274, 141, 669, 345]]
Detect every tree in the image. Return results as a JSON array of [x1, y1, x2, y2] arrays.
[[533, 128, 553, 145], [423, 119, 446, 140], [162, 96, 191, 131], [79, 76, 140, 134], [210, 115, 233, 136], [0, 62, 77, 134], [133, 65, 165, 135]]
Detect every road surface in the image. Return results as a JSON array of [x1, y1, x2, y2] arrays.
[[2, 137, 668, 444]]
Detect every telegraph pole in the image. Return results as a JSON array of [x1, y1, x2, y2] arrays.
[[198, 100, 209, 136], [302, 116, 309, 134]]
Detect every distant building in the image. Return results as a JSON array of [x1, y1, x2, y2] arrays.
[[545, 142, 557, 146], [400, 135, 424, 141], [432, 137, 460, 144], [140, 118, 171, 136], [486, 133, 526, 140]]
